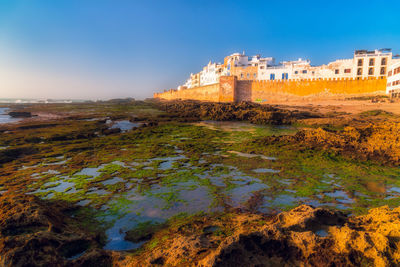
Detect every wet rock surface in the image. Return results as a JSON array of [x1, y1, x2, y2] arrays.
[[159, 100, 320, 125], [1, 100, 400, 266], [123, 205, 400, 267], [256, 122, 400, 165], [0, 193, 111, 267], [8, 111, 33, 118]]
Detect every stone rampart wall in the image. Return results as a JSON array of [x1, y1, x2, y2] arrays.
[[154, 76, 387, 102]]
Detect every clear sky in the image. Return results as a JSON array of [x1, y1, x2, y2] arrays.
[[0, 0, 399, 100]]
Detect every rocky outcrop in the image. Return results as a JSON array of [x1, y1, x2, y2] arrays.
[[8, 111, 33, 118], [2, 195, 400, 266], [256, 122, 400, 165], [0, 193, 110, 267], [123, 205, 400, 267], [158, 101, 320, 125]]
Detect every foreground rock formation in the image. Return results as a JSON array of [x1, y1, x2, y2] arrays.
[[121, 205, 400, 266], [1, 195, 400, 266], [0, 193, 110, 266]]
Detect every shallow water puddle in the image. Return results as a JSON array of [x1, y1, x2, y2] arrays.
[[100, 180, 216, 250], [101, 177, 124, 186], [151, 155, 187, 170], [28, 137, 400, 253], [229, 182, 269, 207], [314, 229, 329, 237], [252, 168, 280, 174], [109, 120, 141, 132], [34, 180, 77, 194], [228, 151, 276, 161], [325, 190, 355, 204], [0, 108, 21, 124]]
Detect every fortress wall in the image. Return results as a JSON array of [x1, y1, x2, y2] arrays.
[[154, 76, 387, 102], [237, 77, 387, 102], [154, 82, 220, 102]]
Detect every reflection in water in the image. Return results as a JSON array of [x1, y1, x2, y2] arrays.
[[228, 151, 276, 161], [109, 120, 141, 132]]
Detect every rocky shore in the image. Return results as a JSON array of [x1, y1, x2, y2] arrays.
[[2, 192, 400, 266], [0, 99, 400, 266]]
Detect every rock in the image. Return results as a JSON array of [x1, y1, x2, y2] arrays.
[[0, 194, 105, 267], [158, 100, 320, 125], [8, 111, 32, 118], [281, 122, 400, 165], [0, 146, 38, 164], [101, 128, 121, 135], [123, 205, 400, 266]]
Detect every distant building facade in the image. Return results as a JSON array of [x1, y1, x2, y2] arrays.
[[387, 61, 400, 97], [176, 49, 399, 95], [224, 53, 274, 80], [261, 49, 397, 81]]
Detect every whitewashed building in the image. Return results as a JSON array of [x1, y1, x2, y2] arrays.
[[257, 49, 398, 81], [258, 58, 310, 80], [387, 61, 400, 96], [225, 52, 274, 76], [199, 61, 226, 86]]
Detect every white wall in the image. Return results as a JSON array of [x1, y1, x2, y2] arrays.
[[387, 61, 400, 94]]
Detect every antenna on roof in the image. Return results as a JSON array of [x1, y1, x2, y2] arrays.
[[242, 50, 245, 55]]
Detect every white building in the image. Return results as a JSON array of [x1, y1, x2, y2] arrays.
[[225, 52, 274, 76], [258, 58, 310, 80], [258, 49, 398, 81], [176, 49, 400, 92], [352, 49, 392, 78], [387, 61, 400, 96], [199, 61, 226, 86]]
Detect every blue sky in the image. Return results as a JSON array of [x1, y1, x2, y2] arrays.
[[0, 0, 399, 100]]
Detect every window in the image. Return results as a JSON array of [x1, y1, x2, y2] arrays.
[[357, 68, 362, 75], [368, 68, 374, 75], [247, 73, 250, 78], [260, 66, 264, 69], [388, 71, 392, 77], [240, 73, 244, 78], [335, 69, 339, 74], [294, 71, 298, 74], [282, 73, 288, 80], [380, 67, 386, 75], [358, 59, 363, 66], [381, 58, 387, 66], [369, 58, 375, 66], [270, 73, 275, 80], [302, 70, 307, 74], [344, 69, 351, 74], [253, 73, 257, 78]]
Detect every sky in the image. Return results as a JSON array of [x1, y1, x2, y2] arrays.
[[0, 0, 399, 100]]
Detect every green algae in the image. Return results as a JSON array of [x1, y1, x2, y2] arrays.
[[3, 101, 400, 252]]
